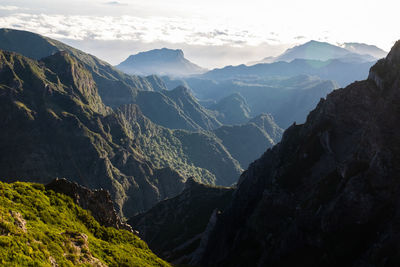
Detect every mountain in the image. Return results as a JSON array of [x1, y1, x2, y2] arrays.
[[341, 42, 388, 59], [213, 115, 283, 169], [251, 40, 381, 65], [117, 104, 242, 186], [131, 86, 222, 131], [116, 48, 206, 77], [209, 93, 251, 125], [0, 28, 167, 108], [203, 58, 372, 87], [178, 75, 338, 128], [128, 178, 234, 264], [0, 49, 186, 217], [0, 181, 169, 266], [197, 41, 400, 266]]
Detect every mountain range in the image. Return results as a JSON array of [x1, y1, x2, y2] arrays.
[[116, 48, 206, 77], [250, 40, 386, 65], [0, 28, 282, 216], [1, 25, 399, 267]]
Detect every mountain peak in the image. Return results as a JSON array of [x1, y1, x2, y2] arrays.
[[386, 40, 400, 64], [368, 40, 400, 90], [116, 48, 206, 77]]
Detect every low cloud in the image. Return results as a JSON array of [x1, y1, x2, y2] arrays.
[[0, 13, 281, 47], [0, 5, 19, 11]]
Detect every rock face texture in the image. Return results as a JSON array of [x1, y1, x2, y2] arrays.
[[198, 41, 400, 267], [129, 178, 233, 264], [46, 178, 132, 232]]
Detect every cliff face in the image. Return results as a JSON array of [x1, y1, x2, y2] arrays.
[[46, 178, 132, 232], [199, 41, 400, 267]]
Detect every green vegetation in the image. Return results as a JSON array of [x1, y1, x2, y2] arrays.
[[0, 181, 170, 266]]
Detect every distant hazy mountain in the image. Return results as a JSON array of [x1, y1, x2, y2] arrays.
[[250, 40, 382, 65], [209, 93, 251, 125], [214, 114, 283, 169], [170, 75, 338, 128], [204, 58, 372, 87], [116, 48, 206, 77], [340, 42, 387, 59]]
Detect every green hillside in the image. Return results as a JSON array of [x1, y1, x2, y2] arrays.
[[0, 181, 169, 266]]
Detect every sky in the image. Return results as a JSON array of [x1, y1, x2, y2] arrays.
[[0, 0, 399, 68]]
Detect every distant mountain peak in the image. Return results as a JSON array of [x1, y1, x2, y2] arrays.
[[116, 48, 206, 77], [250, 40, 383, 65]]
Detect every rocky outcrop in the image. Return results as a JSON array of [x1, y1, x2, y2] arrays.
[[198, 40, 400, 266], [46, 178, 132, 232]]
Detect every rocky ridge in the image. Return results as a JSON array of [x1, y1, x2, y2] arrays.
[[198, 40, 400, 266]]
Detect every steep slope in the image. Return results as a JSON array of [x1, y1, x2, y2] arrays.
[[209, 93, 251, 125], [0, 49, 185, 217], [129, 178, 233, 264], [213, 116, 283, 169], [249, 113, 284, 142], [0, 28, 167, 108], [116, 48, 206, 76], [117, 104, 242, 186], [0, 181, 169, 266], [131, 86, 222, 131], [199, 41, 400, 267]]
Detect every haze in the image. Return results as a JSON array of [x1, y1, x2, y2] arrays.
[[0, 0, 398, 68]]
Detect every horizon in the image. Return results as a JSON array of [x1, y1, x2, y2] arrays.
[[0, 0, 398, 68]]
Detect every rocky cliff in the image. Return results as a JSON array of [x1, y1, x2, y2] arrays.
[[46, 178, 132, 232], [198, 40, 400, 266]]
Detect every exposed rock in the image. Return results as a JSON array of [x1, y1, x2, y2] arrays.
[[10, 211, 27, 233], [198, 41, 400, 266], [62, 230, 107, 266], [46, 178, 132, 232]]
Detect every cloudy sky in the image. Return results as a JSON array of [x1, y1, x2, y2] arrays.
[[0, 0, 398, 68]]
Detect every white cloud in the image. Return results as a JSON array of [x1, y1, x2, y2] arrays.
[[0, 5, 19, 11], [0, 13, 286, 47]]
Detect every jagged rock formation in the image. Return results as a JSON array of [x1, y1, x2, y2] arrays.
[[116, 48, 206, 76], [0, 49, 185, 217], [46, 178, 132, 231], [198, 41, 400, 267], [129, 178, 233, 264]]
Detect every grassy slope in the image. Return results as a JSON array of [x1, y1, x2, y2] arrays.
[[0, 181, 169, 267]]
